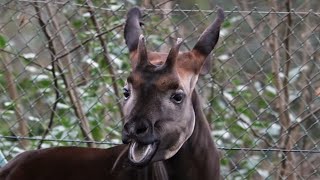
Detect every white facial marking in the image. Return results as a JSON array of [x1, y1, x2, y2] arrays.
[[163, 110, 195, 160]]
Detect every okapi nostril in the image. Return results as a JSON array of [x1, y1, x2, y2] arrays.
[[136, 126, 148, 135]]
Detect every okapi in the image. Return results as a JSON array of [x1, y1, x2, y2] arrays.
[[0, 7, 224, 180]]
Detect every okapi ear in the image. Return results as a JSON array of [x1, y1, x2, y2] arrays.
[[192, 7, 224, 72], [124, 7, 143, 54], [199, 56, 212, 75]]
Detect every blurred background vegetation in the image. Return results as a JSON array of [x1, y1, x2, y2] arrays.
[[0, 0, 320, 179]]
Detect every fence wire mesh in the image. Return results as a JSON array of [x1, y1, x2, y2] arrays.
[[0, 0, 320, 179]]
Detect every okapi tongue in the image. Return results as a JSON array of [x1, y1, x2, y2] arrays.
[[129, 141, 156, 165]]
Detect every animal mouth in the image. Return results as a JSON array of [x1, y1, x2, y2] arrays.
[[128, 141, 158, 166]]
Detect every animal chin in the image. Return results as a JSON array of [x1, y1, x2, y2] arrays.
[[128, 141, 158, 166]]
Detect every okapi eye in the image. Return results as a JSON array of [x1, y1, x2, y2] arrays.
[[123, 88, 131, 100], [171, 92, 184, 104]]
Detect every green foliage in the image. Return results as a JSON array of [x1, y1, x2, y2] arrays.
[[0, 34, 7, 49]]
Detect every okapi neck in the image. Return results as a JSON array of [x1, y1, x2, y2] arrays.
[[164, 90, 220, 179]]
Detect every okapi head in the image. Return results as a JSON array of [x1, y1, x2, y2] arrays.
[[122, 7, 224, 166]]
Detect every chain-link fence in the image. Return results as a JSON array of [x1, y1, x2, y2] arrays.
[[0, 0, 319, 179]]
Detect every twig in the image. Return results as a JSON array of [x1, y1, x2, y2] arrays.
[[85, 0, 124, 118], [289, 106, 320, 131], [1, 54, 29, 149], [283, 0, 292, 109], [0, 49, 51, 71], [55, 23, 123, 61], [37, 42, 61, 149]]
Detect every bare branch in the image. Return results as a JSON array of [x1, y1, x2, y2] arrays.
[[288, 8, 317, 132], [283, 0, 292, 107], [268, 1, 296, 179], [0, 49, 51, 71], [33, 2, 95, 147], [46, 3, 96, 148], [37, 46, 61, 149], [55, 23, 123, 61], [1, 54, 28, 149]]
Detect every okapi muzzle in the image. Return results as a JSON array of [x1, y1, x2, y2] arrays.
[[122, 7, 224, 166]]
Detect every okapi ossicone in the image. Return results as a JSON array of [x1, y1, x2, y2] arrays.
[[0, 7, 224, 180]]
